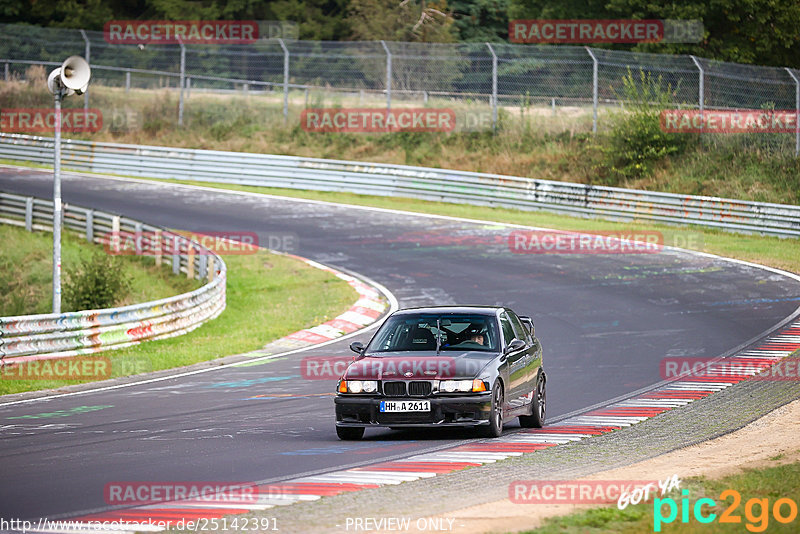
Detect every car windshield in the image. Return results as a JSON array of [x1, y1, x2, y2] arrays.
[[368, 313, 499, 353]]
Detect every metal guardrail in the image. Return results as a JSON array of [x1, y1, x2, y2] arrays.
[[0, 133, 798, 237], [0, 189, 227, 362]]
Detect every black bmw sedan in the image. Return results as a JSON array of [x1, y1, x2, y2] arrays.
[[335, 306, 546, 440]]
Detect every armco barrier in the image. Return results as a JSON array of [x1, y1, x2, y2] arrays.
[[0, 133, 799, 237], [0, 190, 226, 363]]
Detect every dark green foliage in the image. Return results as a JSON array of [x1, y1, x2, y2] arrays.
[[602, 69, 695, 183], [64, 253, 131, 311]]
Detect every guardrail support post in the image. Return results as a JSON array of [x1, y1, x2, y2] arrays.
[[172, 234, 180, 275], [111, 216, 120, 254], [85, 209, 93, 242], [178, 38, 185, 127], [125, 70, 130, 92], [187, 246, 195, 279], [186, 77, 191, 98], [199, 254, 208, 280], [154, 229, 162, 265], [486, 43, 498, 132], [380, 40, 392, 111], [786, 68, 800, 158], [25, 197, 33, 231], [4, 62, 9, 81], [278, 38, 290, 124], [80, 30, 90, 113], [585, 47, 598, 134]]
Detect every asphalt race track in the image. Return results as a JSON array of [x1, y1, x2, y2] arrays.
[[1, 167, 799, 521]]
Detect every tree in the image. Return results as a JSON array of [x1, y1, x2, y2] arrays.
[[347, 0, 456, 42], [450, 0, 509, 42]]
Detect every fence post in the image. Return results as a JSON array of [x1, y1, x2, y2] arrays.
[[186, 77, 191, 98], [486, 43, 498, 132], [85, 209, 94, 242], [125, 70, 131, 92], [178, 38, 185, 126], [278, 38, 290, 124], [380, 40, 392, 111], [80, 30, 90, 113], [690, 55, 704, 133], [25, 197, 33, 231], [5, 62, 9, 81], [786, 68, 800, 158], [585, 47, 598, 134]]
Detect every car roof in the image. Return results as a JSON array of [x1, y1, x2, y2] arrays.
[[391, 306, 504, 317]]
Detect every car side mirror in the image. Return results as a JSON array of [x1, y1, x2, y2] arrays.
[[505, 339, 526, 354], [349, 341, 366, 355]]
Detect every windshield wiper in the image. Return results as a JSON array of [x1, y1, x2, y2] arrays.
[[435, 318, 442, 356]]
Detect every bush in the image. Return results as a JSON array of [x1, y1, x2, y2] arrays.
[[602, 69, 696, 183], [64, 253, 131, 311]]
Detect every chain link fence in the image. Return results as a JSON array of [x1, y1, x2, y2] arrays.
[[0, 22, 798, 155]]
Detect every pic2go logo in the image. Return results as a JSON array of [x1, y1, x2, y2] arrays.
[[654, 489, 798, 532]]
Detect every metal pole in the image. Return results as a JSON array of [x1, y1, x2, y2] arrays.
[[178, 38, 185, 126], [786, 68, 800, 158], [125, 70, 130, 92], [52, 91, 62, 313], [486, 43, 498, 132], [80, 30, 90, 112], [585, 47, 598, 134], [278, 38, 289, 124], [380, 40, 391, 111], [4, 62, 9, 81], [690, 55, 704, 133]]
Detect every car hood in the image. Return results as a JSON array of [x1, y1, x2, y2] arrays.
[[343, 351, 495, 380]]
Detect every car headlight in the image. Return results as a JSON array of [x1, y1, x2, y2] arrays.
[[439, 379, 486, 393], [338, 380, 378, 394]]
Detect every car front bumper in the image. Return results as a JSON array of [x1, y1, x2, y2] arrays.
[[334, 393, 493, 427]]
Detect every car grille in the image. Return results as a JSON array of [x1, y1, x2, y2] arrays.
[[383, 381, 406, 396], [408, 381, 432, 396]]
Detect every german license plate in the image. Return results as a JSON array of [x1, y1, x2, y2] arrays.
[[380, 400, 430, 412]]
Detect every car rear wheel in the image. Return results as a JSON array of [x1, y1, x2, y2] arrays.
[[519, 373, 546, 428], [336, 426, 365, 440], [478, 379, 504, 438]]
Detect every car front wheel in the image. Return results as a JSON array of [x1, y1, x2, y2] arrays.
[[478, 379, 504, 438]]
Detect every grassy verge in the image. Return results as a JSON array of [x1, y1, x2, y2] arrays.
[[0, 229, 356, 396], [2, 79, 799, 205], [524, 459, 800, 533], [128, 177, 800, 276], [0, 224, 200, 316]]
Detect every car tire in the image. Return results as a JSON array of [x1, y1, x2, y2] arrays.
[[336, 426, 365, 440], [478, 379, 504, 438], [519, 372, 546, 428]]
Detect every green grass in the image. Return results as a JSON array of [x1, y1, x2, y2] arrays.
[[131, 178, 800, 276], [0, 247, 356, 396], [0, 224, 200, 316], [524, 461, 800, 533]]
